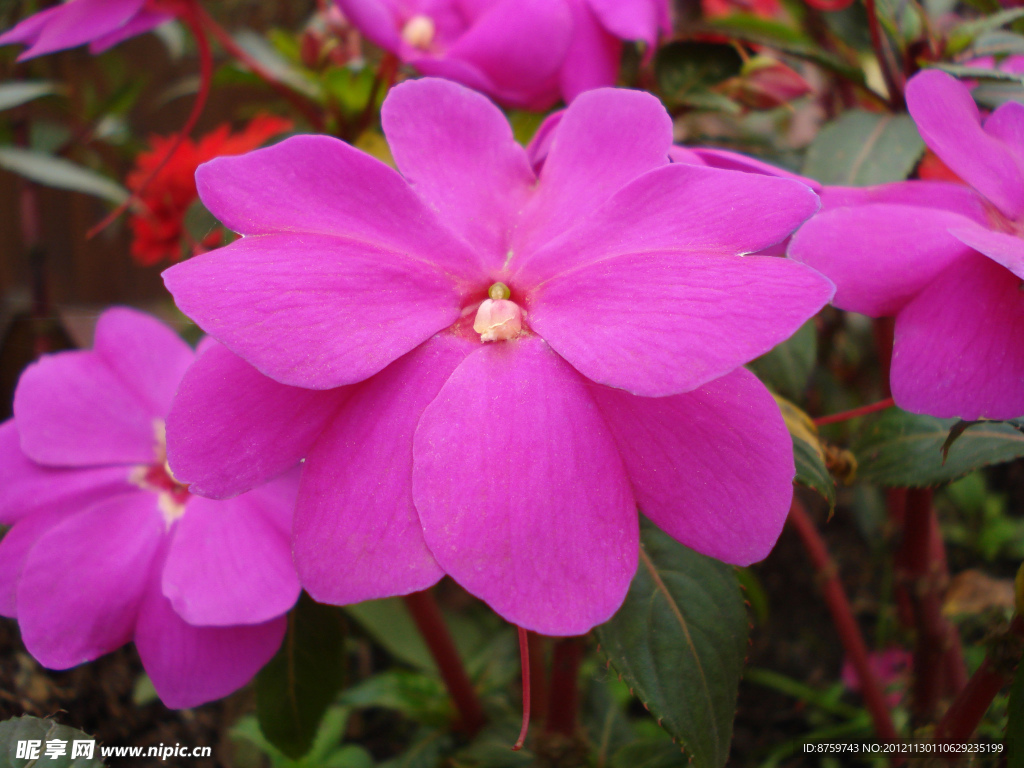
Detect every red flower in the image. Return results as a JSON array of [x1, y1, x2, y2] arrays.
[[127, 115, 292, 266], [702, 0, 781, 20]]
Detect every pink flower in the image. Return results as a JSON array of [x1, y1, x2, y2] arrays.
[[841, 648, 911, 708], [790, 69, 1024, 420], [333, 0, 670, 109], [163, 78, 834, 636], [0, 0, 177, 60], [0, 308, 299, 708]]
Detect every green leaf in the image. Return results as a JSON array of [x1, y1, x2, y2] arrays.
[[852, 410, 1024, 487], [256, 594, 347, 760], [0, 81, 61, 112], [749, 320, 817, 402], [655, 42, 743, 105], [802, 110, 925, 186], [929, 62, 1024, 83], [344, 597, 437, 673], [339, 669, 451, 726], [0, 716, 105, 767], [0, 147, 128, 205], [1008, 657, 1024, 768], [947, 6, 1024, 54], [775, 396, 836, 512], [595, 519, 749, 768]]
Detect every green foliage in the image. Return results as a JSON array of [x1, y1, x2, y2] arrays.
[[232, 707, 373, 768], [0, 81, 61, 112], [802, 110, 925, 186], [0, 147, 127, 205], [654, 42, 743, 107], [853, 411, 1024, 487], [344, 598, 438, 673], [596, 518, 749, 768], [775, 395, 837, 511], [0, 717, 105, 768], [256, 594, 347, 760], [1008, 658, 1024, 768], [750, 320, 817, 402]]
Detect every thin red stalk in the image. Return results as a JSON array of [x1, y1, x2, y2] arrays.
[[814, 397, 895, 426], [527, 631, 548, 724], [788, 499, 900, 747], [402, 590, 485, 735], [934, 617, 1024, 743], [545, 638, 584, 738], [513, 627, 531, 751], [86, 0, 212, 239], [864, 0, 905, 108], [354, 53, 398, 140], [193, 4, 325, 131]]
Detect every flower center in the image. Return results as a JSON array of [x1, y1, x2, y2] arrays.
[[129, 419, 191, 527], [473, 282, 523, 342], [401, 15, 436, 50]]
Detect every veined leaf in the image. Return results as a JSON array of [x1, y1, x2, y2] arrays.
[[802, 110, 924, 186]]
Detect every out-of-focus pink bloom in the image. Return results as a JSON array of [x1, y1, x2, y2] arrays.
[[702, 0, 781, 20], [718, 56, 813, 111], [164, 78, 833, 636], [790, 69, 1024, 420], [841, 648, 911, 707], [333, 0, 671, 109], [0, 0, 178, 61], [0, 308, 299, 708]]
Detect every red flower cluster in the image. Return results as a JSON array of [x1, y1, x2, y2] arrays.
[[127, 115, 292, 265]]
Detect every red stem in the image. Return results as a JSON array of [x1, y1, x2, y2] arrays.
[[527, 632, 548, 724], [403, 590, 485, 735], [814, 397, 896, 426], [193, 4, 325, 131], [788, 499, 901, 747], [513, 627, 531, 751], [354, 53, 398, 140], [545, 638, 584, 738]]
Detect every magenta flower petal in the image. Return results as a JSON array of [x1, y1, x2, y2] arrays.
[[983, 100, 1024, 148], [557, 0, 621, 105], [517, 163, 821, 284], [166, 340, 350, 499], [192, 135, 482, 279], [906, 69, 1024, 219], [0, 505, 80, 617], [891, 253, 1024, 420], [381, 78, 536, 269], [1, 0, 144, 60], [948, 223, 1024, 279], [690, 148, 823, 190], [514, 88, 673, 254], [135, 578, 286, 709], [529, 250, 833, 397], [89, 8, 172, 53], [591, 367, 794, 566], [587, 0, 669, 46], [294, 335, 476, 605], [18, 492, 164, 669], [164, 233, 464, 389], [819, 180, 990, 222], [14, 351, 161, 468], [332, 0, 401, 50], [788, 204, 978, 316], [163, 487, 300, 627], [412, 337, 638, 636], [0, 421, 131, 525]]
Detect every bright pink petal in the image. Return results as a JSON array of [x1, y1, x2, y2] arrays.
[[4, 0, 145, 59], [13, 351, 159, 467], [17, 492, 164, 669], [587, 0, 669, 45], [984, 100, 1024, 150], [558, 0, 622, 104], [166, 341, 349, 499], [333, 0, 401, 51], [691, 148, 823, 190], [88, 8, 171, 52], [136, 575, 286, 709], [528, 251, 833, 397], [891, 253, 1024, 420], [163, 234, 464, 390], [412, 337, 638, 636], [906, 69, 1024, 219], [381, 78, 535, 270], [949, 222, 1024, 279], [0, 6, 60, 50], [526, 111, 564, 171], [0, 505, 81, 618], [788, 204, 978, 316], [819, 180, 990, 223], [0, 420, 132, 525], [193, 134, 482, 280], [516, 163, 821, 284], [93, 307, 194, 416], [163, 485, 300, 627], [513, 88, 673, 255], [590, 367, 793, 566], [294, 334, 476, 605]]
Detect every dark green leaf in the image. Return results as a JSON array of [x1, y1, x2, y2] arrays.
[[929, 62, 1024, 83], [183, 198, 219, 247], [344, 597, 437, 673], [610, 739, 689, 768], [257, 594, 347, 760], [802, 110, 924, 186], [947, 7, 1024, 53], [775, 396, 836, 512], [378, 728, 455, 768], [750, 320, 817, 402], [0, 716, 105, 768], [339, 669, 450, 726], [596, 519, 749, 768], [0, 81, 61, 112], [852, 410, 1024, 487], [1008, 657, 1024, 768], [0, 148, 128, 205], [655, 42, 743, 105]]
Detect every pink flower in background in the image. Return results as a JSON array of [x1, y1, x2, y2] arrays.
[[333, 0, 670, 109], [0, 308, 299, 708], [0, 0, 177, 60], [790, 69, 1024, 420], [164, 78, 833, 636], [842, 648, 911, 707]]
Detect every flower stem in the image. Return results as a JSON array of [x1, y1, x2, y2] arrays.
[[814, 397, 896, 426], [788, 499, 901, 747], [403, 589, 485, 735], [513, 626, 531, 751], [544, 637, 584, 738], [863, 0, 905, 109]]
